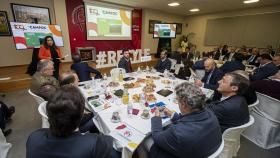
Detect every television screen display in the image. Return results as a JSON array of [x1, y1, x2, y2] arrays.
[[153, 23, 176, 38]]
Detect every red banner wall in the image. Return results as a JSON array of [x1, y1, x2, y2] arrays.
[[65, 0, 142, 53]]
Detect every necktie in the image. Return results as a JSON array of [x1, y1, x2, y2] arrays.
[[206, 71, 213, 84]]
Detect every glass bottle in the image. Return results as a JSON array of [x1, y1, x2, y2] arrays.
[[122, 88, 129, 105], [119, 70, 124, 82]]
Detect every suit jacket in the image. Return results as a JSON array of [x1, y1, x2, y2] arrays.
[[181, 52, 194, 62], [202, 68, 223, 90], [277, 64, 280, 70], [219, 61, 245, 74], [249, 62, 278, 81], [247, 55, 260, 67], [38, 46, 62, 60], [192, 59, 205, 70], [154, 58, 172, 73], [150, 109, 222, 158], [26, 128, 120, 158], [251, 79, 280, 100], [30, 72, 59, 100], [118, 57, 132, 73], [207, 95, 249, 132], [71, 62, 102, 82]]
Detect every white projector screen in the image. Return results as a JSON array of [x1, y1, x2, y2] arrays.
[[84, 1, 132, 40]]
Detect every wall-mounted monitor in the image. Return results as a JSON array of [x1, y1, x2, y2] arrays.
[[10, 22, 64, 50], [76, 47, 96, 62], [153, 23, 177, 38]]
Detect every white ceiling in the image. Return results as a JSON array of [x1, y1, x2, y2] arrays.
[[94, 0, 280, 16]]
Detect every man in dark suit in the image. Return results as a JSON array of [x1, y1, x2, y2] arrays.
[[118, 49, 133, 73], [71, 54, 102, 82], [26, 85, 120, 158], [250, 53, 278, 81], [251, 70, 280, 100], [273, 54, 280, 69], [149, 82, 222, 158], [195, 58, 223, 90], [247, 47, 260, 67], [154, 50, 172, 73], [224, 46, 237, 61], [207, 73, 250, 132], [220, 53, 245, 75]]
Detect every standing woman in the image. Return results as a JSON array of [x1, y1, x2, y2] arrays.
[[39, 36, 64, 79]]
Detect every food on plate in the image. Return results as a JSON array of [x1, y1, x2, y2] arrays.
[[142, 85, 155, 93], [108, 81, 119, 87], [136, 78, 146, 83], [123, 82, 141, 89], [146, 76, 160, 80], [141, 109, 150, 119], [132, 94, 140, 102], [146, 94, 156, 102], [161, 79, 171, 84]]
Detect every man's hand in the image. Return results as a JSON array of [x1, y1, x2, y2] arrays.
[[195, 79, 203, 87], [154, 107, 160, 117], [163, 107, 174, 117]]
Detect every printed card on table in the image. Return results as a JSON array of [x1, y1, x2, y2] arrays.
[[88, 99, 111, 113]]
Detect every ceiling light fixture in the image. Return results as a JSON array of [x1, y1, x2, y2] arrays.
[[189, 8, 200, 12], [243, 0, 259, 4], [168, 2, 180, 7]]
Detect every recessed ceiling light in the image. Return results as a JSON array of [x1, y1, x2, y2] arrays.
[[168, 2, 180, 7], [243, 0, 259, 4], [189, 8, 200, 12]]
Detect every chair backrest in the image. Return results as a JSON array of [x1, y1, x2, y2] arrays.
[[256, 92, 280, 121], [248, 99, 259, 114], [38, 101, 49, 128], [223, 115, 255, 140], [195, 69, 205, 80], [208, 140, 224, 158], [169, 58, 177, 70], [28, 89, 45, 105]]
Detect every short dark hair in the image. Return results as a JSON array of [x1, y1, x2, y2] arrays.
[[233, 53, 243, 62], [46, 85, 85, 137], [260, 53, 272, 60], [72, 54, 81, 63], [122, 48, 130, 54], [59, 72, 75, 86], [226, 72, 249, 95]]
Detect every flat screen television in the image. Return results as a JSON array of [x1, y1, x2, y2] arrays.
[[153, 23, 176, 38], [10, 22, 64, 50]]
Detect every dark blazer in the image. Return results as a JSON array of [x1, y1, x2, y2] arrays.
[[150, 109, 222, 158], [26, 128, 120, 158], [192, 59, 205, 70], [251, 79, 280, 100], [219, 61, 245, 75], [207, 95, 249, 132], [71, 62, 102, 82], [247, 55, 260, 67], [277, 65, 280, 70], [154, 58, 172, 73], [181, 52, 194, 62], [118, 57, 132, 73], [249, 62, 278, 81], [202, 68, 223, 90]]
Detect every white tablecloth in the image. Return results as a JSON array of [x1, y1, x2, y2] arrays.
[[79, 71, 214, 158]]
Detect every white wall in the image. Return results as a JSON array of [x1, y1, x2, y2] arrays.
[[141, 9, 185, 54], [183, 5, 280, 53]]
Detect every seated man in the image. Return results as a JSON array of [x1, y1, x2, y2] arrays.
[[26, 85, 120, 158], [30, 59, 59, 100], [59, 71, 98, 133], [251, 70, 280, 100], [118, 49, 133, 73], [154, 50, 171, 73], [250, 53, 278, 81], [149, 82, 222, 158], [195, 58, 223, 90], [71, 54, 102, 82], [247, 47, 260, 67], [220, 53, 245, 75], [0, 101, 15, 136], [207, 72, 250, 132]]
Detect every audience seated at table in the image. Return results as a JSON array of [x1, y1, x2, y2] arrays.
[[59, 71, 99, 133], [175, 59, 193, 80], [251, 70, 280, 100], [26, 85, 120, 158], [154, 50, 172, 73], [247, 47, 260, 67], [249, 53, 278, 81], [118, 49, 133, 73], [149, 82, 222, 158], [71, 54, 102, 82], [207, 72, 250, 132], [233, 70, 257, 105], [30, 59, 59, 100], [267, 45, 276, 57], [219, 53, 245, 75], [194, 58, 223, 90], [273, 54, 280, 69], [189, 45, 200, 59], [224, 46, 237, 61], [0, 101, 15, 136], [208, 45, 222, 60]]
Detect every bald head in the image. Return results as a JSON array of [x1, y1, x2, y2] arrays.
[[204, 58, 216, 72]]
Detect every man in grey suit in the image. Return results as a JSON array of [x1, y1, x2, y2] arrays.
[[149, 82, 222, 158], [208, 72, 250, 132]]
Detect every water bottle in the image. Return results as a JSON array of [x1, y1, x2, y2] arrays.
[[127, 102, 133, 117], [103, 73, 107, 80]]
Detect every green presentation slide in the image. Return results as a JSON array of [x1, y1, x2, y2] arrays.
[[159, 29, 171, 37], [24, 32, 52, 47], [97, 18, 122, 36]]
